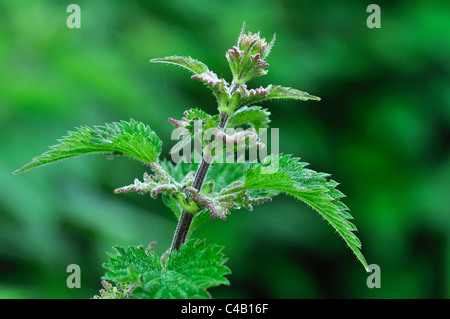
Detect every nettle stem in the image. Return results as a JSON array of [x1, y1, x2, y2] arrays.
[[170, 112, 230, 253], [170, 210, 195, 253]]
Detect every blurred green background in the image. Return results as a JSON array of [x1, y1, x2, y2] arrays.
[[0, 0, 448, 299]]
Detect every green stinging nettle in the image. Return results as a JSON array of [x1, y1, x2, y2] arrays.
[[13, 23, 368, 299]]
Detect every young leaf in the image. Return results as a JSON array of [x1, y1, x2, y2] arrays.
[[13, 119, 162, 174], [150, 57, 229, 102], [150, 56, 209, 75], [265, 85, 321, 101], [223, 154, 368, 271], [102, 240, 230, 299], [162, 193, 209, 232], [238, 84, 321, 108], [226, 106, 271, 131], [183, 108, 221, 133]]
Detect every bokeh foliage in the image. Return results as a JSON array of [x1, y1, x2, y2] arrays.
[[0, 0, 448, 298]]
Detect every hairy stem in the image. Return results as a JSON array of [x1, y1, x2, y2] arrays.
[[170, 210, 195, 253], [170, 112, 229, 252]]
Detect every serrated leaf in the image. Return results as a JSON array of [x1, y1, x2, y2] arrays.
[[184, 108, 221, 132], [102, 240, 230, 299], [167, 239, 230, 290], [150, 56, 209, 75], [226, 106, 271, 131], [224, 154, 368, 271], [13, 119, 162, 174], [238, 85, 321, 108], [103, 245, 162, 283], [266, 85, 321, 101]]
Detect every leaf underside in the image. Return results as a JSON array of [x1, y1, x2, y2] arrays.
[[102, 239, 230, 299], [13, 119, 162, 174]]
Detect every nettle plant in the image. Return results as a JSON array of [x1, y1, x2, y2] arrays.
[[14, 24, 368, 299]]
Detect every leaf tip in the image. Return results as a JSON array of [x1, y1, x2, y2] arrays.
[[306, 94, 321, 101], [12, 165, 29, 175]]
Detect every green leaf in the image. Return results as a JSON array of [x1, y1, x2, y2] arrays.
[[160, 160, 214, 230], [150, 57, 229, 102], [103, 245, 161, 284], [206, 162, 247, 192], [239, 85, 321, 108], [190, 209, 211, 231], [160, 159, 198, 183], [150, 56, 209, 75], [225, 154, 368, 271], [184, 108, 221, 132], [102, 239, 230, 299], [161, 195, 182, 219], [13, 119, 162, 174], [265, 85, 321, 101], [226, 106, 271, 131]]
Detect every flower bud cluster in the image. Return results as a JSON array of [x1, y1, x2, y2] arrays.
[[226, 22, 275, 85]]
